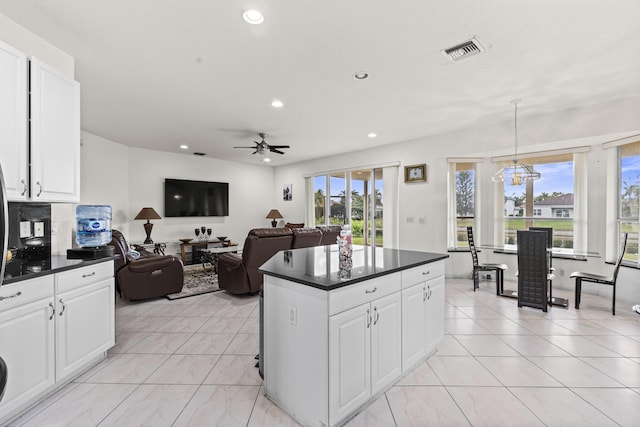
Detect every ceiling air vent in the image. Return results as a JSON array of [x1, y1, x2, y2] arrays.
[[442, 38, 483, 62]]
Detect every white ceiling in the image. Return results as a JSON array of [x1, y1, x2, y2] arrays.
[[1, 0, 639, 166]]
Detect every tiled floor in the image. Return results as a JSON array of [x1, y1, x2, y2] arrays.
[[7, 279, 640, 426]]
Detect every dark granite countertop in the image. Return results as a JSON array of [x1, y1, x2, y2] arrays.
[[259, 245, 448, 291], [2, 255, 115, 285]]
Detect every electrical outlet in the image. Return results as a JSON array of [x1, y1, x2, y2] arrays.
[[34, 222, 45, 237], [289, 305, 297, 326], [19, 221, 31, 238]]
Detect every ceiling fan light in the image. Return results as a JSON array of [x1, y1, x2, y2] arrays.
[[271, 99, 284, 108]]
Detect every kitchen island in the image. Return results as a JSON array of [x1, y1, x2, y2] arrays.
[[260, 245, 448, 427]]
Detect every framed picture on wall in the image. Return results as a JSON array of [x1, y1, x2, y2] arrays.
[[404, 164, 427, 183], [283, 184, 292, 201]]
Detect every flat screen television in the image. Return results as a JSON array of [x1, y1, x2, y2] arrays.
[[164, 179, 229, 217]]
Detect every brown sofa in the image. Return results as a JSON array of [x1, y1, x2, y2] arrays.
[[110, 229, 184, 300], [218, 225, 342, 295]]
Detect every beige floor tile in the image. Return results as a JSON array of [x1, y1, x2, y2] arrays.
[[155, 316, 209, 333], [83, 353, 169, 383], [197, 316, 247, 333], [144, 354, 220, 384], [445, 305, 469, 318], [551, 319, 619, 335], [445, 318, 490, 335], [5, 384, 80, 426], [544, 335, 621, 357], [527, 357, 625, 387], [396, 360, 441, 385], [177, 303, 225, 317], [126, 332, 192, 354], [175, 332, 235, 354], [214, 302, 257, 318], [108, 331, 150, 354], [239, 316, 260, 333], [456, 306, 505, 319], [595, 318, 640, 335], [447, 386, 543, 426], [584, 332, 640, 357], [386, 385, 470, 426], [99, 384, 198, 427], [115, 302, 154, 317], [343, 393, 396, 427], [247, 387, 301, 427], [143, 303, 190, 317], [203, 355, 263, 385], [579, 356, 640, 387], [454, 335, 520, 356], [510, 387, 618, 426], [433, 335, 471, 356], [172, 385, 260, 427], [20, 383, 137, 427], [511, 319, 574, 335], [115, 315, 173, 332], [573, 387, 640, 426], [499, 335, 570, 357], [473, 318, 533, 334], [476, 356, 562, 387], [427, 356, 501, 386], [224, 333, 259, 355]]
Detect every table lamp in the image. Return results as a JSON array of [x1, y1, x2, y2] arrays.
[[134, 207, 162, 244], [266, 209, 283, 228]]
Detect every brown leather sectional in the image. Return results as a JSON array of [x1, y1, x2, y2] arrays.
[[217, 225, 341, 295]]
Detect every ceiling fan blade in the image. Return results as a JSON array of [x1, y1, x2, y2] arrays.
[[270, 149, 285, 155], [268, 145, 290, 149], [233, 146, 257, 149]]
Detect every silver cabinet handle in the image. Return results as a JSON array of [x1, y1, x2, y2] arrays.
[[59, 299, 66, 316], [422, 270, 430, 275], [365, 287, 377, 294], [423, 285, 428, 302], [20, 179, 27, 196], [82, 272, 96, 278], [0, 291, 22, 301], [366, 308, 371, 328], [36, 181, 43, 197], [427, 285, 432, 300], [49, 302, 55, 320], [373, 306, 379, 325]]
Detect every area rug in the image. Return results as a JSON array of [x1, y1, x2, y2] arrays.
[[166, 264, 221, 300]]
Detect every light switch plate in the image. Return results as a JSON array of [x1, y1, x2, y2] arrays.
[[20, 221, 31, 238], [34, 222, 45, 238]]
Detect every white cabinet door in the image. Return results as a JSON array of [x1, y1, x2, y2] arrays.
[[0, 41, 28, 200], [29, 58, 80, 202], [55, 278, 115, 382], [426, 276, 445, 353], [371, 292, 402, 395], [0, 297, 55, 422], [329, 302, 371, 426], [401, 282, 428, 372]]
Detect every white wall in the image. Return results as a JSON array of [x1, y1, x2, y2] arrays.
[[275, 99, 640, 305]]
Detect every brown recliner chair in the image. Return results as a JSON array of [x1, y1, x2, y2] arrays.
[[317, 225, 342, 245], [217, 228, 293, 295], [291, 227, 323, 248], [110, 229, 184, 300]]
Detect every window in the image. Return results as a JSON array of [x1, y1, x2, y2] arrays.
[[448, 161, 477, 249], [618, 141, 640, 265], [496, 153, 577, 249]]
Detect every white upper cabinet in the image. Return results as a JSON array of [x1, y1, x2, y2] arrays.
[[30, 57, 80, 202], [0, 40, 28, 200]]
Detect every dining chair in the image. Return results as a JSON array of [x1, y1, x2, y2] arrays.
[[517, 230, 552, 312], [466, 226, 508, 294], [570, 232, 628, 315]]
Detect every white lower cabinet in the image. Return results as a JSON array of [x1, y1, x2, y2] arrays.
[[0, 261, 114, 424]]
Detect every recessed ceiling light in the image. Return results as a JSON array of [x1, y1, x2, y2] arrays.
[[179, 144, 189, 150], [353, 71, 369, 80], [271, 100, 284, 108], [242, 9, 264, 25], [368, 132, 377, 138]]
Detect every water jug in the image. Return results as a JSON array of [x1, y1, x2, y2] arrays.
[[75, 205, 112, 247]]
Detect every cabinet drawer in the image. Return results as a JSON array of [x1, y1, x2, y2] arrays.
[[328, 273, 401, 316], [0, 275, 54, 311], [55, 261, 113, 293], [401, 261, 444, 289]]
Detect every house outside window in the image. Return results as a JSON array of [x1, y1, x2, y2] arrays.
[[448, 161, 477, 249]]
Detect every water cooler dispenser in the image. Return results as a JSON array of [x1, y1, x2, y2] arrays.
[[67, 205, 115, 259]]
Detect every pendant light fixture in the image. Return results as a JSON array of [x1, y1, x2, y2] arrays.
[[491, 100, 540, 185]]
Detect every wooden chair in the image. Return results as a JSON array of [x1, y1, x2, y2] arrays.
[[517, 230, 553, 312], [570, 233, 628, 315], [466, 226, 508, 294]]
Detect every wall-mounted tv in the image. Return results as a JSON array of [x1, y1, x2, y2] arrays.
[[164, 179, 229, 217]]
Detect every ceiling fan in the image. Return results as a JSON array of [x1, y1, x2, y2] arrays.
[[233, 133, 290, 155]]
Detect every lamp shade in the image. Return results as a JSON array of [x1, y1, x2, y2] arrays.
[[265, 209, 283, 219], [134, 207, 162, 220]]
